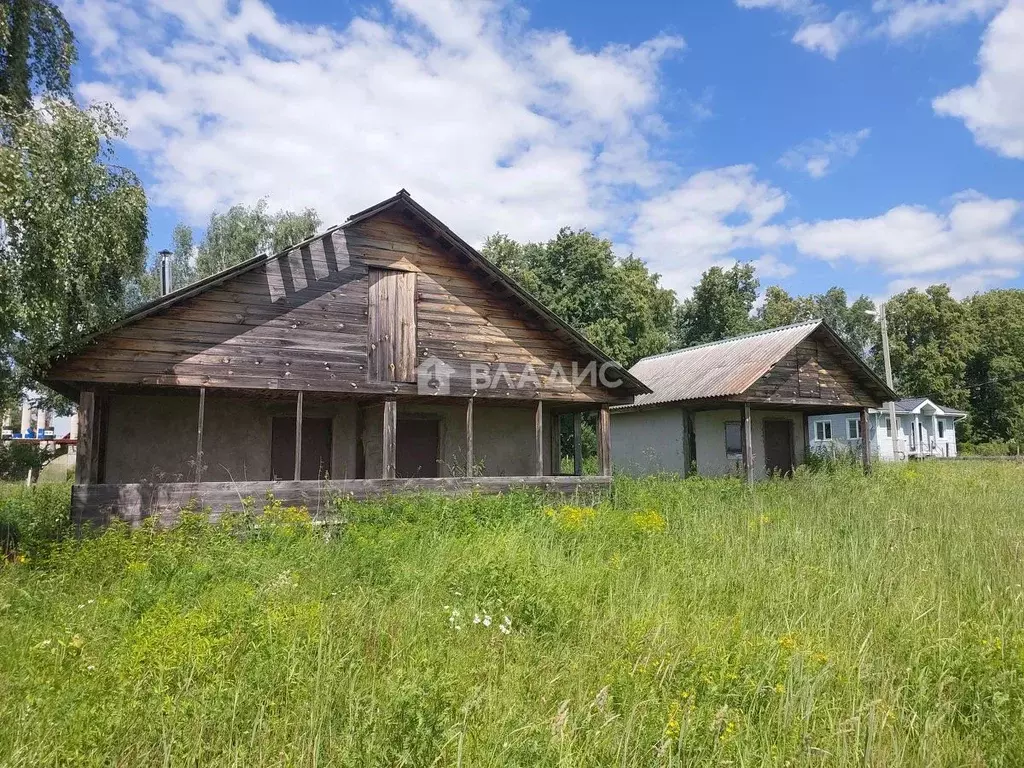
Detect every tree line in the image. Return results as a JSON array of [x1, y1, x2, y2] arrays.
[[2, 0, 1023, 450]]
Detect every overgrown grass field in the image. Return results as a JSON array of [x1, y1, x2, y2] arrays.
[[2, 463, 1023, 766]]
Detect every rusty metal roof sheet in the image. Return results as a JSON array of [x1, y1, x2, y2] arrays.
[[622, 320, 824, 408]]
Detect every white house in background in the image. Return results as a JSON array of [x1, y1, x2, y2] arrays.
[[808, 397, 967, 461]]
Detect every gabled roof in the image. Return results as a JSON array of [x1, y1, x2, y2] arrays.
[[619, 319, 895, 409], [49, 190, 648, 396], [891, 397, 967, 417]]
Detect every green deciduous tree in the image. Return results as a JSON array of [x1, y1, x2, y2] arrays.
[[481, 229, 676, 366], [871, 285, 973, 414], [963, 290, 1024, 444], [676, 263, 759, 347], [0, 0, 75, 115], [0, 98, 147, 393], [193, 200, 321, 280], [758, 285, 875, 351]]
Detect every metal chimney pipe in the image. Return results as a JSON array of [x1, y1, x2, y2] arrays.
[[159, 249, 174, 296]]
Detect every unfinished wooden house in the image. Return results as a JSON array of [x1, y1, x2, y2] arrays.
[[44, 191, 648, 523], [611, 320, 896, 482]]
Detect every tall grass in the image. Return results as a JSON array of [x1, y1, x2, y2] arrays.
[[1, 463, 1023, 766]]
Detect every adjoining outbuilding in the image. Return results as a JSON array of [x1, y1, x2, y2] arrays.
[[611, 320, 897, 482], [42, 190, 649, 524]]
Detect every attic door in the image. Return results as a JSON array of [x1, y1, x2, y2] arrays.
[[368, 268, 417, 382]]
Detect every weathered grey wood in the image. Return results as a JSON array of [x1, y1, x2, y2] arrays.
[[573, 412, 583, 476], [465, 398, 474, 477], [47, 208, 637, 406], [861, 407, 871, 475], [196, 387, 206, 482], [294, 391, 304, 481], [368, 268, 416, 383], [383, 398, 397, 479], [597, 404, 611, 477], [75, 389, 97, 485], [71, 475, 615, 527], [534, 400, 544, 476], [742, 403, 754, 485]]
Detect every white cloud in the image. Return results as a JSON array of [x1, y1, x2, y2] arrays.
[[933, 0, 1024, 159], [734, 0, 863, 57], [792, 11, 862, 58], [60, 0, 684, 244], [874, 0, 1006, 39], [884, 267, 1018, 297], [779, 128, 871, 178], [736, 0, 1006, 57], [790, 191, 1024, 274], [60, 0, 1024, 299], [628, 165, 789, 291]]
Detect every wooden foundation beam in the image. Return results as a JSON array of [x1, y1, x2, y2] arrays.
[[573, 412, 583, 476], [383, 398, 397, 479], [742, 403, 754, 486], [861, 407, 872, 475], [597, 404, 611, 477], [534, 400, 544, 476], [465, 398, 474, 477], [293, 391, 303, 481]]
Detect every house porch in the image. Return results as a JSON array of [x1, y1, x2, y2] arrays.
[[72, 387, 613, 526]]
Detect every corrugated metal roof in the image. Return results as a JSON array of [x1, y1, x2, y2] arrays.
[[622, 320, 823, 408]]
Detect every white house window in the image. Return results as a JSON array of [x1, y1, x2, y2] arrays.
[[847, 419, 861, 439], [884, 416, 892, 435], [938, 420, 945, 439], [814, 421, 832, 441], [725, 422, 742, 457]]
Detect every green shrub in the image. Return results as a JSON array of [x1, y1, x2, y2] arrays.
[[0, 442, 50, 481], [961, 440, 1020, 456], [0, 482, 72, 560]]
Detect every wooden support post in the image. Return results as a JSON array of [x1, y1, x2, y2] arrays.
[[597, 404, 611, 477], [465, 398, 474, 477], [383, 398, 397, 480], [196, 387, 206, 483], [534, 400, 544, 476], [74, 389, 98, 485], [573, 412, 583, 476], [550, 413, 562, 476], [742, 403, 754, 486], [861, 407, 872, 475], [293, 391, 303, 481]]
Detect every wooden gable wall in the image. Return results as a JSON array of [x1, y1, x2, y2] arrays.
[[46, 206, 624, 404], [743, 328, 880, 408]]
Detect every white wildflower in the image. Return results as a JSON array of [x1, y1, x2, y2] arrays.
[[483, 615, 492, 627]]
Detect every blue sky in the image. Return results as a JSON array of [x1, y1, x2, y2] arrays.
[[62, 0, 1023, 302]]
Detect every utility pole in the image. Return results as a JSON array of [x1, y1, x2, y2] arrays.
[[879, 302, 900, 460]]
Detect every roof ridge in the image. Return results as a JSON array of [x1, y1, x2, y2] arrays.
[[633, 318, 822, 366]]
